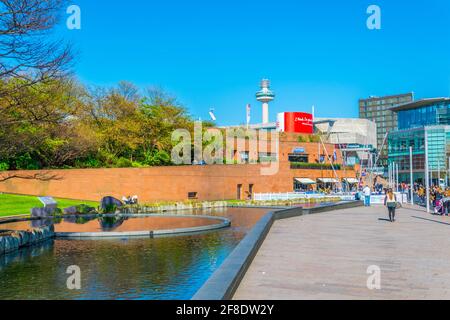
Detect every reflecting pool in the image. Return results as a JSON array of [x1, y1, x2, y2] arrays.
[[0, 208, 268, 300], [1, 215, 227, 234]]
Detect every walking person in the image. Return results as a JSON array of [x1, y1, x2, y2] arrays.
[[384, 188, 397, 222], [363, 185, 372, 207]]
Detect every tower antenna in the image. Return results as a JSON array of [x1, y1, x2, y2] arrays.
[[256, 79, 275, 124]]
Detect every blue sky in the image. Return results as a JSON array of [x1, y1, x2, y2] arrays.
[[57, 0, 450, 125]]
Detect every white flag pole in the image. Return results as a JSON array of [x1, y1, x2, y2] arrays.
[[410, 146, 414, 205], [246, 104, 251, 130], [425, 129, 430, 213]]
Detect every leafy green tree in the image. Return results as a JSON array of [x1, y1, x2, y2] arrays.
[[0, 78, 203, 170], [0, 78, 95, 169]]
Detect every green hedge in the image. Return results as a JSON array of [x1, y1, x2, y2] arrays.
[[290, 162, 354, 170], [297, 135, 322, 143]]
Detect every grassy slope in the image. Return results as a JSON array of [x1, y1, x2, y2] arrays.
[[0, 194, 98, 217]]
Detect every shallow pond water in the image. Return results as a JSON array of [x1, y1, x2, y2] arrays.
[[0, 214, 226, 234], [0, 207, 268, 300]]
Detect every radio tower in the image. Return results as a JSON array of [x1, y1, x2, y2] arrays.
[[256, 79, 275, 124]]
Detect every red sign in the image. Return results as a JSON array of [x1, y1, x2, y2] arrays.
[[277, 112, 314, 134]]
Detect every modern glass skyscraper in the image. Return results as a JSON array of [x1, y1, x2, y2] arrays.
[[395, 98, 450, 130], [388, 98, 450, 184], [359, 93, 414, 166]]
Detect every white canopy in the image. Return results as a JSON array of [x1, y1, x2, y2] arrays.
[[343, 178, 359, 184], [295, 178, 316, 185]]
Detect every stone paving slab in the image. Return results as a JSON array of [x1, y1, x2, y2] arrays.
[[233, 205, 450, 300]]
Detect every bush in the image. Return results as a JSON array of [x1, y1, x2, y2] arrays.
[[0, 162, 9, 171], [53, 208, 63, 216], [75, 157, 102, 169], [102, 204, 117, 214], [144, 150, 171, 166], [298, 135, 322, 143], [132, 161, 144, 168], [115, 157, 133, 168], [75, 204, 96, 215], [291, 162, 340, 170], [290, 162, 355, 171], [15, 153, 40, 170]]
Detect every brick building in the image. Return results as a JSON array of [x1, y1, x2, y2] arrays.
[[0, 133, 358, 203]]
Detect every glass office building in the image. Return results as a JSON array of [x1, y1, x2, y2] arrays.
[[397, 99, 449, 130], [359, 93, 413, 166], [388, 98, 450, 183]]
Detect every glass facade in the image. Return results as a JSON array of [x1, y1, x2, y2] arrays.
[[398, 101, 450, 130], [389, 126, 450, 183], [427, 127, 449, 171], [388, 99, 450, 183]]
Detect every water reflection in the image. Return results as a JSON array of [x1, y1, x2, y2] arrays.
[[0, 208, 268, 300], [29, 215, 97, 229], [2, 215, 225, 234], [98, 216, 129, 230]]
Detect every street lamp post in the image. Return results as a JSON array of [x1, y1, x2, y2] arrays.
[[389, 162, 392, 188], [410, 146, 414, 205], [438, 159, 441, 187], [448, 157, 450, 187], [425, 130, 430, 214], [388, 163, 391, 188], [393, 161, 396, 190]]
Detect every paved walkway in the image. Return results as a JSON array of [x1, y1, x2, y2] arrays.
[[234, 205, 450, 300]]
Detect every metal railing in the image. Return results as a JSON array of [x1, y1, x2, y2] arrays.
[[253, 192, 349, 201]]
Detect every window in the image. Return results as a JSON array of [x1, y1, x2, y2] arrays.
[[288, 154, 309, 163], [259, 153, 277, 162], [188, 192, 198, 200], [237, 184, 243, 200], [249, 184, 254, 199], [398, 103, 450, 130]]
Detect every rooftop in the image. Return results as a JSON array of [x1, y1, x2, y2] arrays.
[[391, 97, 450, 112], [359, 92, 413, 102]]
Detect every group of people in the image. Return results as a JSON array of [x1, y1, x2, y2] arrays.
[[413, 184, 450, 215], [122, 195, 139, 205], [360, 181, 450, 221]]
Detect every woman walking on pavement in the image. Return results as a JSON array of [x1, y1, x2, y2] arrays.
[[384, 188, 397, 222]]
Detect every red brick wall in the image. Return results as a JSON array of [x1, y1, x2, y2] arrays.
[[0, 139, 355, 203], [0, 164, 354, 203]]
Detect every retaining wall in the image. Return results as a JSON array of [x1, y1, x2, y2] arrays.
[[0, 225, 55, 256]]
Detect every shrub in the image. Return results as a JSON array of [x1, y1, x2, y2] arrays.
[[115, 157, 133, 168], [102, 204, 117, 214], [290, 162, 354, 171], [144, 150, 171, 166], [291, 162, 340, 170], [132, 161, 145, 168], [15, 153, 40, 170], [75, 204, 96, 215], [0, 162, 9, 171], [298, 135, 322, 143], [75, 157, 102, 169], [53, 208, 63, 217]]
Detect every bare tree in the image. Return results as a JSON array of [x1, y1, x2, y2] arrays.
[[0, 0, 72, 95], [0, 171, 62, 182]]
